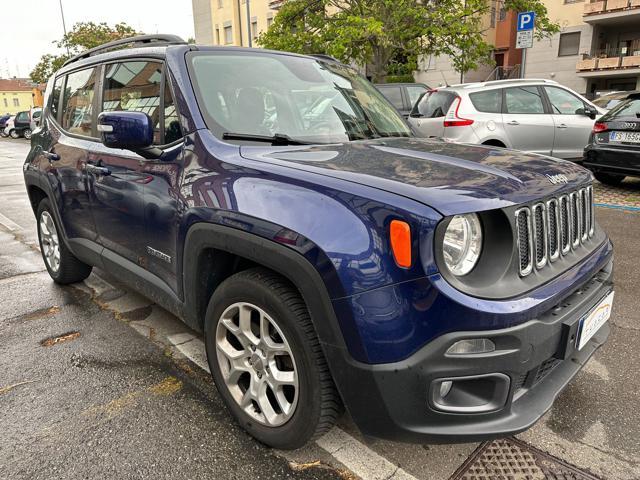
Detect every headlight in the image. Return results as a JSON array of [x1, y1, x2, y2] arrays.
[[442, 213, 482, 276]]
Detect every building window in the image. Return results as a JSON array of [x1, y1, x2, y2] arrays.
[[499, 7, 506, 21], [490, 6, 496, 28], [558, 32, 581, 56], [3, 98, 7, 108], [251, 21, 258, 40], [224, 26, 233, 44], [217, 0, 223, 7], [216, 28, 221, 44], [564, 0, 584, 3], [267, 17, 274, 28], [12, 98, 19, 107]]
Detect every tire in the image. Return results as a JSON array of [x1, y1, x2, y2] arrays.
[[23, 129, 32, 140], [36, 198, 92, 284], [9, 129, 20, 139], [594, 171, 625, 186], [204, 267, 342, 449]]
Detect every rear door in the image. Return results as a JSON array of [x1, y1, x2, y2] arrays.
[[543, 86, 595, 159], [502, 85, 555, 155], [407, 90, 456, 138], [87, 60, 164, 266]]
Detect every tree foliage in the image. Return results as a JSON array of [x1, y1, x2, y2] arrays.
[[30, 22, 139, 83], [258, 0, 559, 82]]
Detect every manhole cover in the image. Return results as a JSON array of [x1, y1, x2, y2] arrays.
[[451, 437, 601, 480]]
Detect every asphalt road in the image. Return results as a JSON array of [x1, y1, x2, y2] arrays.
[[1, 137, 639, 480]]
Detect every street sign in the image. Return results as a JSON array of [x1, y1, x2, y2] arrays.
[[516, 11, 535, 49], [517, 11, 535, 31], [516, 30, 534, 49]]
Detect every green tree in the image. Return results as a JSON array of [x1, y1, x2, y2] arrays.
[[30, 22, 139, 83], [258, 0, 559, 83]]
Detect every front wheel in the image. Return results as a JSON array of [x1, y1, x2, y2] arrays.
[[594, 171, 625, 186], [204, 268, 342, 449], [37, 198, 92, 284], [9, 129, 20, 139]]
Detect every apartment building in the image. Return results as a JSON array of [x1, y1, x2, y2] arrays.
[[192, 0, 281, 47], [526, 0, 640, 95]]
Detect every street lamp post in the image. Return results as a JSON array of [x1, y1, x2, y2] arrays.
[[59, 0, 70, 55], [246, 0, 252, 47]]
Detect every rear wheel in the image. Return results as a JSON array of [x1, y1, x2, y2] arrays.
[[594, 171, 625, 186], [9, 129, 19, 139], [37, 198, 92, 284], [204, 267, 342, 449]]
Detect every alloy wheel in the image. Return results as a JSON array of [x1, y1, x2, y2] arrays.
[[39, 211, 60, 273], [215, 302, 299, 427]]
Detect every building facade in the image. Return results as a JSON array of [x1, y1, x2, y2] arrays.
[[526, 0, 640, 95], [192, 0, 281, 47], [0, 79, 35, 115]]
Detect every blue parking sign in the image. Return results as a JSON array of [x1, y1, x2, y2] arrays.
[[517, 11, 535, 31]]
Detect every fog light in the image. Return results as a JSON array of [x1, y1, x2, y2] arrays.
[[446, 338, 495, 356], [439, 380, 453, 398]]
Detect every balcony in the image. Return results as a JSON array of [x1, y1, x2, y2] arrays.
[[583, 0, 640, 23], [577, 46, 640, 77]]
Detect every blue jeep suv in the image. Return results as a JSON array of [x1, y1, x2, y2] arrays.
[[23, 35, 614, 449]]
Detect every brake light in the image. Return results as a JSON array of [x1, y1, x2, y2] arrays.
[[389, 220, 412, 268], [593, 122, 608, 133], [443, 97, 474, 127]]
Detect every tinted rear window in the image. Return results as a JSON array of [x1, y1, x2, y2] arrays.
[[604, 97, 640, 119], [469, 89, 502, 113], [416, 91, 456, 118]]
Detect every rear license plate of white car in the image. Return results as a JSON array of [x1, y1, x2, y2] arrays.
[[609, 131, 640, 143], [576, 291, 614, 351]]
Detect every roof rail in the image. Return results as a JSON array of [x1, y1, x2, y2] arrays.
[[62, 34, 187, 67]]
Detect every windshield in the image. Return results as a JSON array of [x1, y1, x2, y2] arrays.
[[188, 51, 411, 144]]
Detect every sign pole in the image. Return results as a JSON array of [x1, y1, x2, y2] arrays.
[[521, 47, 526, 78]]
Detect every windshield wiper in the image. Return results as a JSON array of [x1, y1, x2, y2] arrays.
[[222, 132, 312, 146]]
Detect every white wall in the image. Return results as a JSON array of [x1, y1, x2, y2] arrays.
[[523, 25, 592, 94], [192, 0, 214, 44]]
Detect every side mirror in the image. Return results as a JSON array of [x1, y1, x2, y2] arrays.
[[97, 111, 154, 151], [583, 105, 598, 120]]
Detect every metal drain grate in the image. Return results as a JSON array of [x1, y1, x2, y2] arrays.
[[451, 437, 602, 480]]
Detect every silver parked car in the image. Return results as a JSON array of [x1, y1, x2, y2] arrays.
[[407, 79, 605, 160]]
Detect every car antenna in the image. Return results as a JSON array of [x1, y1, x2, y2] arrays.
[[440, 70, 449, 87]]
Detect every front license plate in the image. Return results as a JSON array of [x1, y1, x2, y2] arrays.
[[576, 291, 614, 351], [609, 131, 640, 143]]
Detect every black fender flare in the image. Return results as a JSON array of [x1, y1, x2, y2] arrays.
[[182, 221, 353, 352]]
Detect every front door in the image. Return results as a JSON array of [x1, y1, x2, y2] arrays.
[[543, 86, 595, 160], [502, 85, 555, 155], [88, 60, 165, 266]]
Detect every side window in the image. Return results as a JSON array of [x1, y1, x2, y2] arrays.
[[469, 89, 502, 113], [544, 87, 585, 115], [504, 86, 545, 114], [102, 61, 163, 144], [163, 83, 183, 144], [61, 68, 97, 136], [378, 86, 404, 109], [50, 76, 64, 120], [418, 91, 456, 118]]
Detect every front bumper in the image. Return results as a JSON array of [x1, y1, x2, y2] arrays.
[[326, 259, 613, 443]]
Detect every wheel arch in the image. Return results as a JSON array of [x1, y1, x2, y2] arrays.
[[481, 138, 507, 148], [182, 222, 353, 355]]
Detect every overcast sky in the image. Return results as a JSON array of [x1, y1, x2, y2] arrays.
[[0, 0, 195, 79]]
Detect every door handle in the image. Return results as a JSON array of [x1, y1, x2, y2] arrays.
[[507, 120, 520, 126], [43, 150, 60, 161], [85, 164, 111, 176], [557, 124, 568, 129]]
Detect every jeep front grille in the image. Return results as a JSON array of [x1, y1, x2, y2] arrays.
[[515, 186, 594, 277]]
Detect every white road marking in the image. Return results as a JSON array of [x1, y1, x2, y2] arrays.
[[316, 428, 417, 480], [167, 333, 211, 373], [0, 212, 21, 231]]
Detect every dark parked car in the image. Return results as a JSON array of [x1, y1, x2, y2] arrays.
[[24, 35, 613, 450], [5, 110, 32, 139], [592, 90, 639, 110], [375, 82, 430, 117], [584, 93, 640, 185]]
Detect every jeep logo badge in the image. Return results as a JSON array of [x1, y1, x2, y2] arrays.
[[546, 173, 569, 185]]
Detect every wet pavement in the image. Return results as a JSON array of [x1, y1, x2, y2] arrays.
[[1, 137, 639, 480]]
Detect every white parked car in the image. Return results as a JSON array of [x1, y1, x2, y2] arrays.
[[407, 79, 605, 160]]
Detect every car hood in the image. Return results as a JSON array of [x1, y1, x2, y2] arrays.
[[240, 138, 592, 216]]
